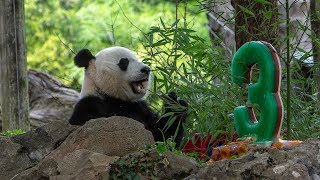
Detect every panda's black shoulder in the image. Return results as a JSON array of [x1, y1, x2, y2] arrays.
[[69, 95, 105, 125], [77, 95, 105, 107], [101, 95, 156, 123], [77, 94, 149, 111], [103, 95, 151, 112], [69, 94, 156, 126]]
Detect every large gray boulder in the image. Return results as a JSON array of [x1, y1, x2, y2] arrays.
[[50, 116, 155, 157], [13, 116, 155, 179]]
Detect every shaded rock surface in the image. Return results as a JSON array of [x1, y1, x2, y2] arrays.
[[50, 116, 155, 158], [12, 120, 77, 162], [54, 149, 119, 180], [11, 117, 154, 179], [0, 120, 76, 180], [0, 136, 33, 179], [17, 149, 119, 180]]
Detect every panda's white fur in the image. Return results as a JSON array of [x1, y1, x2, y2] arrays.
[[80, 46, 150, 101]]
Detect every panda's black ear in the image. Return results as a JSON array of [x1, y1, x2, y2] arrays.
[[74, 49, 95, 68]]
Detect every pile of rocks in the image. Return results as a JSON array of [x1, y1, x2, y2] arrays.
[[1, 116, 319, 179], [1, 117, 157, 179]]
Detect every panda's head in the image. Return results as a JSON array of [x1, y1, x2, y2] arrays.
[[74, 46, 151, 101]]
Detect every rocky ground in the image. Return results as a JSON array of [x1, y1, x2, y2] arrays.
[[0, 116, 319, 180]]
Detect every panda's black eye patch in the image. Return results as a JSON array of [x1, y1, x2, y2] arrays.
[[118, 58, 129, 71]]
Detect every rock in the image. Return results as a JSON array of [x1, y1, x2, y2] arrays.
[[16, 150, 119, 180], [14, 116, 154, 179], [0, 120, 77, 180], [158, 151, 199, 179], [50, 116, 155, 158], [184, 139, 320, 179], [12, 120, 77, 162], [4, 119, 320, 180], [110, 149, 199, 179], [54, 149, 119, 180], [0, 136, 33, 180]]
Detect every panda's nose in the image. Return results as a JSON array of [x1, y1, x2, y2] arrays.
[[141, 66, 151, 75]]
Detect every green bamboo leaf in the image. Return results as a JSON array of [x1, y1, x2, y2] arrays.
[[148, 33, 153, 47], [254, 0, 272, 5], [149, 26, 160, 31], [178, 28, 196, 33], [171, 19, 180, 29], [160, 17, 166, 29], [238, 5, 256, 17], [164, 116, 177, 132], [173, 120, 181, 139]]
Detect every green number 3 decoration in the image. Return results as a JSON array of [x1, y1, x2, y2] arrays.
[[231, 41, 283, 143]]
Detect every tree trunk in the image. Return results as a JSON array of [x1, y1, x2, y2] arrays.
[[231, 0, 279, 50], [0, 0, 29, 131], [310, 0, 320, 101]]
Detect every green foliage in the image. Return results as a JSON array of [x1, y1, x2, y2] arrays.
[[25, 0, 320, 142], [155, 142, 166, 155], [26, 0, 220, 140], [2, 129, 25, 137], [154, 138, 181, 155], [25, 0, 208, 90], [143, 19, 243, 140]]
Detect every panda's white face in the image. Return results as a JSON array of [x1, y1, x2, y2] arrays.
[[83, 47, 150, 101]]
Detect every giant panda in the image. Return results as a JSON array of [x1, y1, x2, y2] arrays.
[[69, 46, 188, 146]]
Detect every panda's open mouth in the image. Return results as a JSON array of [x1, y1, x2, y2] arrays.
[[130, 78, 149, 94]]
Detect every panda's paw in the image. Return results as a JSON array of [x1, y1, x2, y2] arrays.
[[164, 92, 188, 115]]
